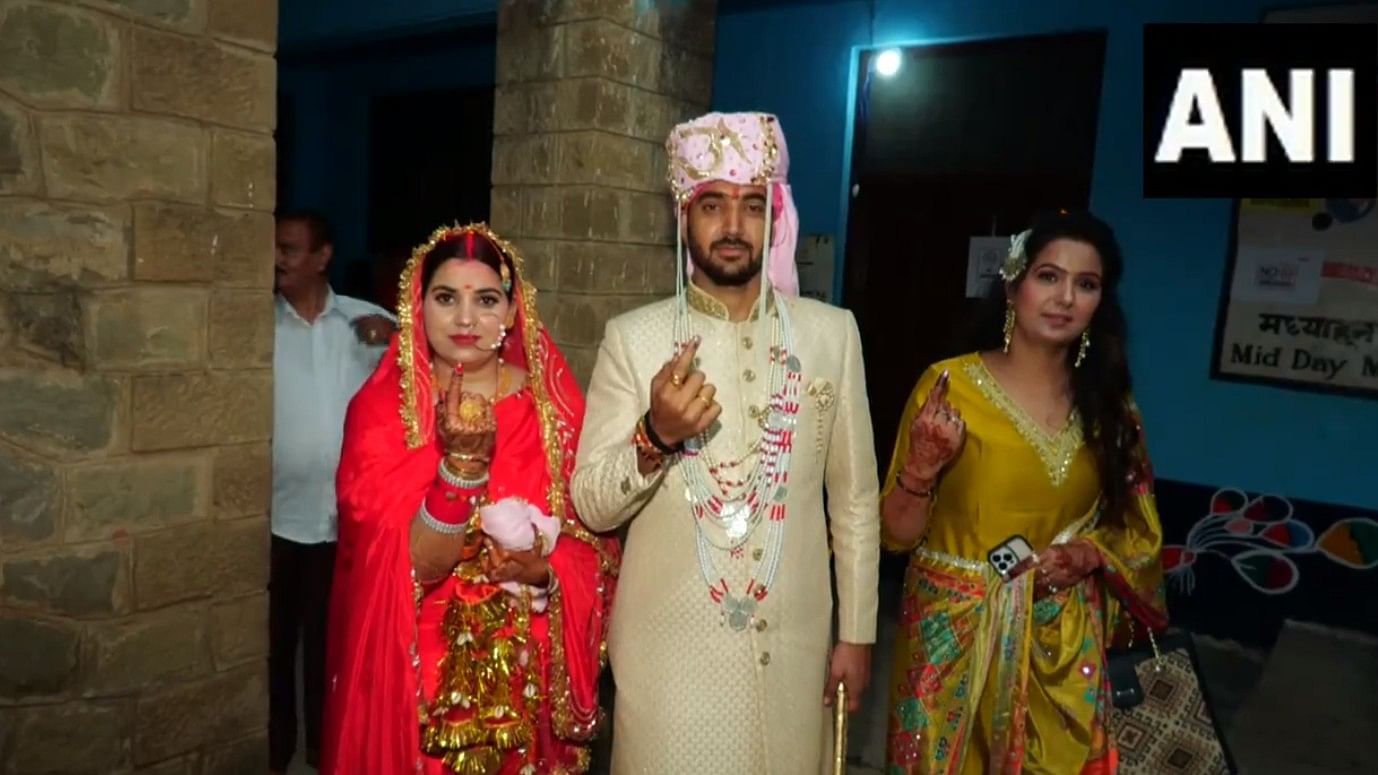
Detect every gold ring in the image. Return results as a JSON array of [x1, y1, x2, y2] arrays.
[[671, 374, 684, 387]]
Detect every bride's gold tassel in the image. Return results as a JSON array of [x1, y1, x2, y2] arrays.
[[442, 747, 501, 775], [421, 566, 542, 773]]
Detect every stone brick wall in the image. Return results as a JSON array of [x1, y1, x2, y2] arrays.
[[490, 0, 717, 385], [0, 1, 277, 772]]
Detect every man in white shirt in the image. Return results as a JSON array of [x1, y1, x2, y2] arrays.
[[269, 210, 394, 774]]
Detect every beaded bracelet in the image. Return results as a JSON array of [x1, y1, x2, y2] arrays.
[[639, 411, 680, 456], [631, 415, 664, 460], [417, 501, 468, 535], [438, 458, 490, 490]]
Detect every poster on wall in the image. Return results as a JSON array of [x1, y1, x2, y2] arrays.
[[1211, 199, 1378, 396], [1211, 4, 1378, 398], [796, 234, 836, 304], [965, 236, 1007, 299]]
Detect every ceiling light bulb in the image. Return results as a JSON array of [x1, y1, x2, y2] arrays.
[[875, 49, 902, 77]]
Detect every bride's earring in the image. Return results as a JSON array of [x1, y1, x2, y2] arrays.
[[1074, 329, 1091, 368], [1002, 302, 1015, 353], [488, 329, 508, 352]]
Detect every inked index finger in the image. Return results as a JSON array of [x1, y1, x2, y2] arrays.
[[931, 370, 951, 400], [669, 337, 701, 380], [651, 354, 676, 390], [445, 365, 463, 424]]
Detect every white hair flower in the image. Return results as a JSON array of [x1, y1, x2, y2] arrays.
[[1000, 228, 1032, 281]]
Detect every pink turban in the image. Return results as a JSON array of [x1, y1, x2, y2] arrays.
[[666, 112, 800, 297]]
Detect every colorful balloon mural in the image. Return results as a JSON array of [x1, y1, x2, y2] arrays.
[[1163, 488, 1378, 595]]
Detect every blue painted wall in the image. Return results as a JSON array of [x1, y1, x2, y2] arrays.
[[280, 0, 494, 49], [713, 0, 1376, 510], [277, 34, 496, 284], [274, 0, 1375, 508]]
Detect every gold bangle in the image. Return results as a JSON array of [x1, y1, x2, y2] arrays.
[[441, 457, 489, 481]]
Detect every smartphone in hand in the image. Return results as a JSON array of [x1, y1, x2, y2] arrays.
[[987, 535, 1035, 581]]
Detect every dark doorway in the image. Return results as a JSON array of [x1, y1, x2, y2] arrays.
[[276, 94, 294, 212], [842, 30, 1108, 474], [366, 87, 494, 305]]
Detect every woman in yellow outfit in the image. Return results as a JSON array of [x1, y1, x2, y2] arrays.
[[881, 211, 1167, 774]]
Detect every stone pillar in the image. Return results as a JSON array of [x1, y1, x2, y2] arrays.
[[0, 1, 277, 772], [491, 0, 717, 385]]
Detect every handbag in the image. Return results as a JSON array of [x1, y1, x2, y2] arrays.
[[1107, 625, 1238, 774]]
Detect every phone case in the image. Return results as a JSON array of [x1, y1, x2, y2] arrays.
[[987, 535, 1035, 580]]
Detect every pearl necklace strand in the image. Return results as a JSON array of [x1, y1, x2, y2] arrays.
[[673, 207, 801, 631]]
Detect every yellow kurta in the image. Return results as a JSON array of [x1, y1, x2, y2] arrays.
[[572, 285, 881, 775], [882, 353, 1165, 775]]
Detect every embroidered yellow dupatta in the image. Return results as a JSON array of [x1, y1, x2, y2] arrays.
[[881, 354, 1166, 775]]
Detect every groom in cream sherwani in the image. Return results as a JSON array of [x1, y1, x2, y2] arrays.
[[571, 111, 881, 774]]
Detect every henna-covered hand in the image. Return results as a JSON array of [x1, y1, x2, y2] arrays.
[[436, 365, 497, 472], [482, 538, 551, 587], [902, 370, 965, 487], [1010, 539, 1102, 599]]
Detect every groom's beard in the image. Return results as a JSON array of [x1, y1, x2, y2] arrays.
[[687, 237, 762, 287]]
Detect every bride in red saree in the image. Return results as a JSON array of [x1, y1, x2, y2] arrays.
[[321, 223, 619, 775]]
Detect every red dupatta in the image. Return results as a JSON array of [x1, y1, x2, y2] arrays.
[[322, 223, 618, 774]]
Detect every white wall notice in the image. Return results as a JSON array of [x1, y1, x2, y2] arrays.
[[1229, 246, 1325, 306], [797, 234, 836, 304], [966, 236, 1008, 298]]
